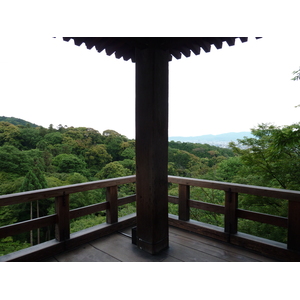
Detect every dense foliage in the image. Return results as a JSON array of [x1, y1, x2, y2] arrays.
[[0, 116, 39, 128], [1, 116, 300, 255], [169, 123, 300, 244]]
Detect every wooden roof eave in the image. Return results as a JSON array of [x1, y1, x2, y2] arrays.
[[62, 37, 253, 62]]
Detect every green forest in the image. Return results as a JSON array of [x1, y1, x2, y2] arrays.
[[1, 115, 300, 255]]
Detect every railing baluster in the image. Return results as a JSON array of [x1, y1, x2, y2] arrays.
[[55, 193, 70, 241], [224, 189, 238, 234], [106, 186, 118, 224], [288, 199, 300, 251], [179, 184, 190, 221]]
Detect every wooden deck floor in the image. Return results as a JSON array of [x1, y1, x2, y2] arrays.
[[42, 226, 278, 262]]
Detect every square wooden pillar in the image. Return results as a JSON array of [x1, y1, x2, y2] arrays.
[[135, 46, 169, 254]]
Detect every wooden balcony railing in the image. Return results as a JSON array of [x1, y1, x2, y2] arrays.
[[1, 175, 300, 261], [168, 176, 300, 261], [0, 176, 137, 262]]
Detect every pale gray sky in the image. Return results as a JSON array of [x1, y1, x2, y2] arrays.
[[1, 36, 299, 139]]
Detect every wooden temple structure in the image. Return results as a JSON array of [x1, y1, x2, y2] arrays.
[[62, 37, 250, 255], [5, 37, 299, 262]]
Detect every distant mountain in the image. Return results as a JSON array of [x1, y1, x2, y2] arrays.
[[0, 116, 40, 128], [169, 132, 253, 147]]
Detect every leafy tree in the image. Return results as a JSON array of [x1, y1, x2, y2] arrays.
[[45, 176, 65, 188], [168, 148, 203, 177], [38, 132, 73, 156], [19, 127, 42, 150], [226, 124, 297, 242], [119, 159, 135, 174], [121, 147, 135, 160], [52, 154, 87, 173], [102, 130, 131, 161], [0, 145, 30, 175], [95, 161, 135, 199], [66, 173, 88, 184], [0, 122, 21, 147], [291, 67, 300, 81], [19, 168, 48, 245], [0, 173, 24, 195], [48, 124, 55, 133], [0, 116, 39, 127], [67, 127, 103, 144], [209, 156, 243, 182], [70, 214, 106, 233], [20, 169, 44, 191], [85, 144, 112, 171], [103, 129, 123, 137], [229, 123, 300, 190], [0, 236, 31, 256], [96, 161, 131, 179], [0, 205, 17, 227], [57, 124, 68, 133], [104, 136, 126, 161], [43, 132, 63, 145]]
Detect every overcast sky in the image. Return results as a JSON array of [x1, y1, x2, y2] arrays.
[[1, 36, 299, 139]]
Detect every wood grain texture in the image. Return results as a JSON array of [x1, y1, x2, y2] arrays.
[[179, 184, 190, 221], [55, 194, 70, 242], [135, 47, 169, 254], [225, 190, 238, 234], [106, 186, 118, 224], [1, 214, 136, 262], [168, 176, 300, 201], [0, 176, 136, 206], [288, 200, 300, 251], [42, 226, 277, 262], [0, 215, 56, 239], [237, 209, 288, 228]]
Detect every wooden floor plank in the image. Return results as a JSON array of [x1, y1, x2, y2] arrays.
[[170, 227, 277, 262], [167, 241, 226, 262], [169, 229, 258, 262], [90, 233, 169, 262], [41, 226, 278, 262], [53, 243, 120, 262], [161, 256, 183, 262]]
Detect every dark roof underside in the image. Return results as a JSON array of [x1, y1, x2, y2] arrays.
[[62, 37, 252, 62]]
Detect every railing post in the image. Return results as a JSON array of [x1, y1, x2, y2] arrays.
[[106, 186, 118, 224], [55, 193, 70, 242], [179, 184, 190, 221], [287, 200, 300, 251], [225, 189, 238, 235]]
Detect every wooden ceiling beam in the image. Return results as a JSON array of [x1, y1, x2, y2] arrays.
[[197, 39, 211, 53], [84, 38, 104, 50], [73, 38, 86, 47], [115, 49, 124, 59], [93, 38, 117, 54], [211, 38, 223, 49], [105, 40, 127, 56], [122, 49, 134, 61], [178, 46, 191, 58], [224, 37, 236, 46], [240, 37, 248, 43], [62, 37, 252, 62], [188, 42, 201, 55], [170, 49, 182, 60]]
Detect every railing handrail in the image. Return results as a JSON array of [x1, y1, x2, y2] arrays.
[[168, 175, 300, 201], [2, 175, 300, 207], [0, 175, 136, 207]]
